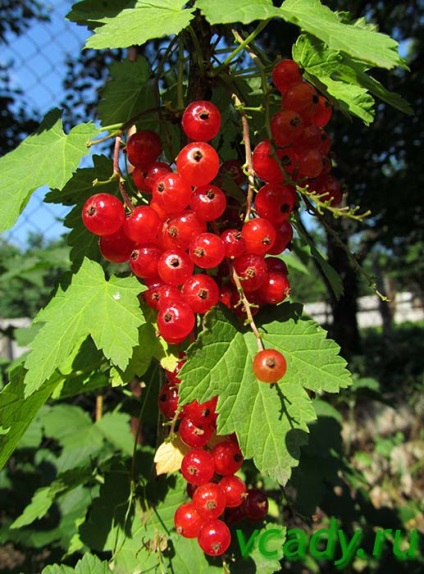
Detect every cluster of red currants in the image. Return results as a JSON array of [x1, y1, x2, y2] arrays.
[[253, 58, 341, 205], [160, 359, 269, 557]]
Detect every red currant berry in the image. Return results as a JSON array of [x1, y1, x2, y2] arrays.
[[152, 172, 193, 214], [252, 348, 287, 383], [181, 100, 221, 142], [232, 253, 268, 292], [189, 233, 226, 269], [220, 229, 246, 259], [297, 149, 324, 179], [197, 519, 231, 556], [271, 109, 304, 147], [176, 142, 220, 187], [255, 183, 296, 225], [282, 82, 319, 118], [144, 281, 182, 311], [123, 205, 161, 243], [98, 227, 135, 263], [265, 255, 289, 276], [181, 274, 220, 314], [181, 448, 215, 485], [178, 416, 214, 448], [161, 211, 206, 251], [241, 218, 277, 256], [174, 502, 203, 538], [158, 381, 180, 419], [182, 396, 218, 427], [243, 489, 269, 521], [131, 166, 149, 192], [272, 59, 302, 93], [145, 161, 173, 192], [129, 244, 162, 279], [252, 139, 285, 183], [126, 130, 163, 170], [219, 475, 247, 508], [257, 271, 291, 305], [157, 248, 194, 286], [193, 482, 227, 520], [157, 300, 195, 344], [211, 440, 244, 476], [82, 193, 125, 236], [190, 184, 227, 222], [310, 95, 332, 127]]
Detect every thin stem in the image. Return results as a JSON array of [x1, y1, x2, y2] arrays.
[[229, 261, 264, 351], [113, 136, 134, 211], [213, 19, 270, 75], [233, 94, 256, 221]]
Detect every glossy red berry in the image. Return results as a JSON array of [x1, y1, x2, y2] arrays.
[[161, 211, 206, 251], [182, 396, 218, 426], [272, 59, 302, 93], [157, 300, 195, 344], [145, 161, 173, 192], [189, 233, 226, 269], [174, 502, 203, 538], [197, 519, 231, 556], [98, 227, 135, 263], [176, 142, 220, 187], [82, 193, 125, 236], [257, 271, 291, 305], [190, 184, 227, 222], [193, 482, 227, 520], [181, 274, 220, 314], [211, 440, 244, 476], [181, 100, 221, 142], [241, 218, 277, 256], [252, 348, 287, 383], [129, 244, 162, 280], [126, 130, 163, 170], [282, 81, 319, 117], [123, 205, 161, 243], [220, 229, 246, 259], [255, 183, 296, 225], [181, 448, 215, 485], [144, 281, 182, 311], [152, 172, 193, 214], [219, 475, 247, 508], [157, 249, 194, 286], [232, 253, 268, 292], [178, 416, 214, 448]]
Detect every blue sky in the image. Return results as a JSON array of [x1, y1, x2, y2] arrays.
[[1, 1, 90, 247]]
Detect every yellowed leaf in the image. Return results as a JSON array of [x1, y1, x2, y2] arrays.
[[154, 435, 190, 475]]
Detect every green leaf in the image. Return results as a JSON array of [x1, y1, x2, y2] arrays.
[[279, 0, 405, 70], [23, 258, 144, 396], [195, 0, 280, 25], [179, 305, 350, 483], [42, 554, 113, 574], [98, 58, 156, 126], [84, 0, 196, 50], [10, 467, 92, 529], [293, 34, 413, 124], [0, 109, 98, 233], [0, 366, 61, 470]]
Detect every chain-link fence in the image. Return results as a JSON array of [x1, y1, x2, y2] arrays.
[[1, 1, 89, 247]]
